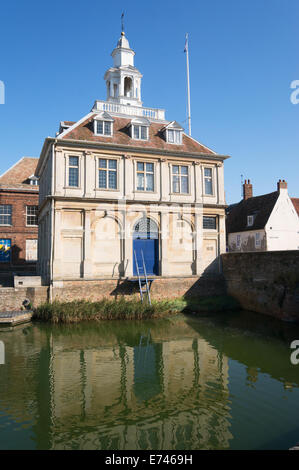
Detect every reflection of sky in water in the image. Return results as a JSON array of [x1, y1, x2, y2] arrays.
[[0, 312, 299, 450]]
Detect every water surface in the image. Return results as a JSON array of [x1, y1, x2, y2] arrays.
[[0, 311, 299, 450]]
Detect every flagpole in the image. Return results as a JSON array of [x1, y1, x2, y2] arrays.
[[185, 33, 192, 136]]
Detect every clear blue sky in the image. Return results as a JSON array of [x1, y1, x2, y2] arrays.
[[0, 0, 298, 203]]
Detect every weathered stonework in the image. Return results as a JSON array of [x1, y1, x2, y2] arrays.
[[222, 251, 299, 322], [51, 276, 226, 303], [0, 286, 48, 312]]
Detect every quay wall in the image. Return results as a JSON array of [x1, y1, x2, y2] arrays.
[[0, 276, 225, 311], [221, 251, 299, 322]]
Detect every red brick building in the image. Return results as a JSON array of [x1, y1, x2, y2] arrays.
[[0, 157, 39, 272]]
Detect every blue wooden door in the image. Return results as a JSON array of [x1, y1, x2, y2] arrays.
[[133, 239, 159, 276]]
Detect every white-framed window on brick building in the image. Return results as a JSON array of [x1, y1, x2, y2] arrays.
[[26, 206, 38, 226], [0, 205, 12, 225]]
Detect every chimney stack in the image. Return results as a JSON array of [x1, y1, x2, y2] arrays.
[[277, 179, 287, 192], [243, 179, 253, 200]]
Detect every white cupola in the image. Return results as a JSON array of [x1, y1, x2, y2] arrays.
[[104, 31, 143, 107]]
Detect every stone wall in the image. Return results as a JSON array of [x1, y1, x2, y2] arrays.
[[0, 276, 226, 311], [51, 276, 226, 303], [222, 251, 299, 322], [0, 286, 48, 311]]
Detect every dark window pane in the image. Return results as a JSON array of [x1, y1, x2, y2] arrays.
[[146, 163, 154, 172], [104, 121, 111, 135], [69, 167, 79, 187], [97, 121, 103, 134], [204, 168, 212, 178], [99, 170, 107, 188], [181, 176, 188, 193], [203, 217, 216, 229], [205, 179, 213, 195], [69, 156, 78, 167], [181, 166, 188, 175], [141, 126, 147, 139], [146, 173, 154, 191], [172, 165, 179, 174], [137, 162, 144, 171], [134, 126, 139, 139], [173, 175, 180, 193], [108, 171, 117, 189], [108, 159, 117, 170], [99, 159, 107, 169]]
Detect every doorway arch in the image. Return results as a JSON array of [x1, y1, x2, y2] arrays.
[[133, 217, 159, 276]]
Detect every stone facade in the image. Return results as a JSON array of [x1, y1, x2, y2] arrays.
[[36, 31, 229, 286], [222, 251, 299, 321]]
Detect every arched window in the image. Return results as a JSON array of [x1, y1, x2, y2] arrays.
[[133, 217, 158, 239], [124, 77, 133, 97]]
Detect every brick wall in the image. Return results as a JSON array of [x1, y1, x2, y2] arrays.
[[222, 251, 299, 321], [0, 190, 39, 269]]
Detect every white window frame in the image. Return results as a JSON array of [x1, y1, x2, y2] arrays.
[[26, 205, 38, 227], [171, 164, 190, 195], [0, 205, 12, 226], [135, 161, 155, 192], [166, 129, 182, 145], [97, 157, 118, 191], [67, 155, 81, 188], [203, 167, 214, 196], [94, 119, 113, 137], [131, 124, 149, 141]]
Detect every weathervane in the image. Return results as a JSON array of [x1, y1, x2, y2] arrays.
[[121, 12, 125, 34]]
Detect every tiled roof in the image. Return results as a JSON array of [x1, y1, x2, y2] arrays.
[[0, 157, 39, 191], [291, 198, 299, 217], [226, 191, 279, 233], [61, 115, 216, 155]]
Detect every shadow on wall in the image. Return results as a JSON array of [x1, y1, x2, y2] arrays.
[[108, 256, 225, 300]]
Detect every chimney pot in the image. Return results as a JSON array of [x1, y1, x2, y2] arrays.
[[277, 179, 287, 192], [243, 178, 253, 200]]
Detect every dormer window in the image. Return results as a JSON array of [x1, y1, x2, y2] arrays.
[[247, 215, 254, 226], [28, 175, 39, 186], [130, 117, 150, 141], [167, 129, 182, 144], [94, 112, 114, 137], [163, 121, 184, 145]]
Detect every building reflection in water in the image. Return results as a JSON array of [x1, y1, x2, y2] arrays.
[[43, 319, 232, 450], [1, 313, 299, 450]]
